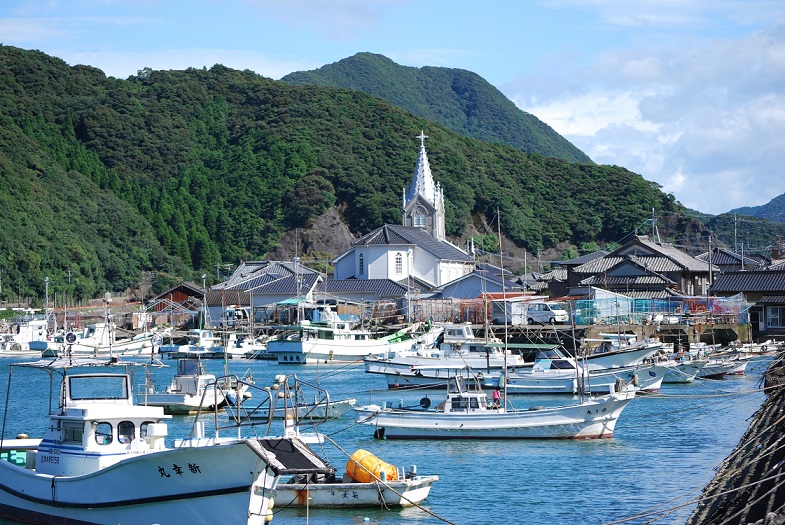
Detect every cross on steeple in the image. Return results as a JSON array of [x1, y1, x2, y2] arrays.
[[416, 130, 428, 147]]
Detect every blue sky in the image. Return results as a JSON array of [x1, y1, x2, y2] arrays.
[[3, 0, 785, 217]]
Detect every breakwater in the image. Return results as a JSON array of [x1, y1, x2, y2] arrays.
[[686, 353, 785, 525]]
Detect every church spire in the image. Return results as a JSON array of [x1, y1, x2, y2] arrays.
[[403, 131, 436, 207], [402, 131, 446, 240]]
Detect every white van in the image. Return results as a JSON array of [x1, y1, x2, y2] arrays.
[[526, 302, 569, 325]]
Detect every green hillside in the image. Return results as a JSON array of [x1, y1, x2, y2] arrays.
[[0, 45, 702, 300], [282, 52, 592, 164], [729, 194, 785, 224]]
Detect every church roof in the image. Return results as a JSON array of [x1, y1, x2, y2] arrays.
[[352, 224, 474, 262]]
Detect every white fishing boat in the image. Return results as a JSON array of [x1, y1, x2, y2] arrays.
[[266, 307, 442, 364], [161, 328, 226, 358], [228, 375, 439, 509], [140, 356, 228, 414], [0, 357, 329, 525], [364, 340, 525, 390], [480, 346, 666, 394], [0, 317, 50, 356], [581, 336, 664, 370], [276, 452, 439, 508], [354, 376, 636, 440], [661, 354, 707, 383]]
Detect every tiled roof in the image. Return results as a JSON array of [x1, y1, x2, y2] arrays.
[[352, 224, 474, 262], [580, 274, 674, 286], [574, 237, 715, 275], [318, 278, 409, 297], [711, 270, 785, 293], [217, 260, 320, 289], [562, 251, 608, 265], [621, 290, 682, 299], [630, 236, 710, 271], [758, 295, 785, 304], [538, 268, 567, 281], [696, 248, 761, 268]]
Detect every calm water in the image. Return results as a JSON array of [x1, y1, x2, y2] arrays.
[[0, 355, 770, 525]]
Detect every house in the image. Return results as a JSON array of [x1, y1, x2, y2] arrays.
[[696, 247, 763, 273], [209, 260, 324, 323], [711, 264, 785, 339], [569, 236, 716, 298], [439, 263, 523, 299]]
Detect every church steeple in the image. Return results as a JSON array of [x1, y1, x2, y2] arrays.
[[402, 131, 445, 240]]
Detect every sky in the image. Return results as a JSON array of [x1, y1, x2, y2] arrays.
[[2, 0, 785, 216]]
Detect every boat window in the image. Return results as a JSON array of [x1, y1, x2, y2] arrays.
[[118, 421, 135, 444], [69, 375, 128, 401], [451, 397, 468, 411], [140, 421, 156, 438], [62, 421, 84, 443], [470, 398, 480, 409], [95, 422, 113, 445]]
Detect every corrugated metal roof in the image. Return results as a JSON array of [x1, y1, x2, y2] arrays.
[[353, 225, 474, 262], [758, 295, 785, 304]]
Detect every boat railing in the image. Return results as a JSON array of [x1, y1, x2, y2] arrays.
[[195, 374, 276, 438]]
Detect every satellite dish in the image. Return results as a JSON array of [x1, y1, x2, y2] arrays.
[[65, 332, 77, 344], [419, 397, 431, 409]]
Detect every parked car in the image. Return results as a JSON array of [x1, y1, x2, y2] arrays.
[[526, 302, 569, 325]]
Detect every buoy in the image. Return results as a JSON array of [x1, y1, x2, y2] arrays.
[[264, 508, 273, 523], [346, 449, 398, 483]]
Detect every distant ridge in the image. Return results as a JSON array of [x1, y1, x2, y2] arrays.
[[728, 193, 785, 223], [282, 52, 592, 164]]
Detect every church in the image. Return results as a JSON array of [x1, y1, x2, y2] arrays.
[[330, 132, 477, 300]]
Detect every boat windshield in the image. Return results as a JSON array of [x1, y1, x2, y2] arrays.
[[68, 375, 129, 401]]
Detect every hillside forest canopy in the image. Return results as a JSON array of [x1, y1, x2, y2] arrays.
[[2, 45, 783, 304]]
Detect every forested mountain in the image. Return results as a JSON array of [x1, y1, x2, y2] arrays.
[[6, 45, 777, 304], [728, 194, 785, 224], [282, 52, 592, 164]]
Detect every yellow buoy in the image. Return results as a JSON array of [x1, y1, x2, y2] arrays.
[[346, 449, 398, 483]]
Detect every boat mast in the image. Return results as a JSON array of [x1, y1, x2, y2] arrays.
[[497, 208, 508, 408]]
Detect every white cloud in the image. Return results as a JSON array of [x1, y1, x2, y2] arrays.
[[510, 24, 785, 215]]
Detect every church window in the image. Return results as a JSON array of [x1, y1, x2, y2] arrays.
[[413, 208, 427, 228], [395, 253, 403, 274], [359, 253, 364, 275]]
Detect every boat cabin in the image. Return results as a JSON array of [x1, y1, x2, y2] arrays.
[[34, 373, 170, 477], [437, 377, 493, 413]]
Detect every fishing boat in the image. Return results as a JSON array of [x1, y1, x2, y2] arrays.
[[226, 374, 439, 509], [140, 355, 228, 414], [354, 376, 636, 440], [275, 451, 439, 508], [364, 341, 525, 389], [0, 357, 329, 525], [581, 336, 664, 370], [1, 317, 51, 356], [266, 307, 442, 364]]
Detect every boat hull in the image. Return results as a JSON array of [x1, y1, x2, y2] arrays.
[[358, 392, 635, 440], [0, 439, 278, 525], [274, 475, 439, 508]]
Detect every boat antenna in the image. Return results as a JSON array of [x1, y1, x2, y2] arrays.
[[496, 207, 508, 408], [104, 292, 114, 361]]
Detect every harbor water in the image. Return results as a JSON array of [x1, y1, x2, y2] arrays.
[[0, 355, 770, 525]]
